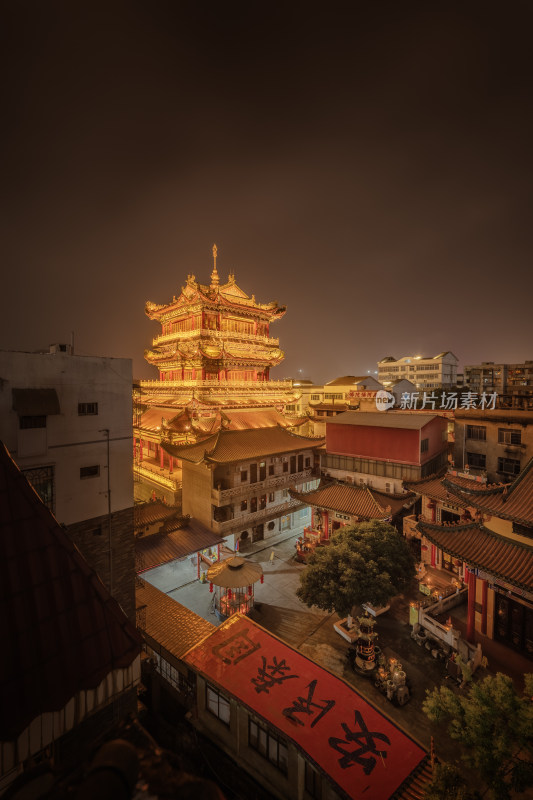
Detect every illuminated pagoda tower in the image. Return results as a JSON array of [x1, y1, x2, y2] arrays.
[[134, 246, 304, 501]]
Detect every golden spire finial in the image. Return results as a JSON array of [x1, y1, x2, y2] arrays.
[[211, 243, 219, 287]]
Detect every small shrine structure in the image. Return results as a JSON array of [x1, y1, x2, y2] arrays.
[[207, 556, 263, 621]]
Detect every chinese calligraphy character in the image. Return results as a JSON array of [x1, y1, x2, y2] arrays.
[[212, 629, 261, 666], [329, 710, 391, 774], [479, 391, 497, 410], [440, 391, 458, 410], [399, 392, 419, 409], [460, 391, 478, 409], [251, 656, 298, 694], [283, 680, 335, 727], [421, 391, 438, 410]]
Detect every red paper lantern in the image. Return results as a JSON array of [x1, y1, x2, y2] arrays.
[[260, 575, 264, 584], [209, 582, 213, 593], [228, 588, 232, 600]]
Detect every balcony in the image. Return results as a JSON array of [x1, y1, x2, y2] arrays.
[[151, 329, 280, 347], [211, 467, 317, 504], [133, 464, 181, 491], [211, 498, 305, 534], [139, 378, 293, 390]]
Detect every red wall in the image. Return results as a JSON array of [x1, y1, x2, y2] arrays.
[[326, 416, 447, 466]]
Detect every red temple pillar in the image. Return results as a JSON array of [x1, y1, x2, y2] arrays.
[[139, 439, 143, 462], [169, 456, 173, 474], [323, 511, 329, 539], [466, 568, 476, 642], [481, 578, 488, 635], [217, 544, 220, 560], [197, 552, 201, 580], [160, 446, 164, 469], [431, 545, 437, 568]]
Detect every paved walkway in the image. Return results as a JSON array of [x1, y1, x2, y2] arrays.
[[148, 530, 530, 777]]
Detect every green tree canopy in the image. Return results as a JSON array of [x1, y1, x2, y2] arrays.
[[296, 520, 416, 618], [423, 673, 533, 799]]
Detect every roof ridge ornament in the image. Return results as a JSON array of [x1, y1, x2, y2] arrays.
[[211, 243, 220, 289]]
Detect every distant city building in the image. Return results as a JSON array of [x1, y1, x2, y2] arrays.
[[453, 408, 533, 482], [0, 347, 136, 618], [378, 352, 458, 390], [464, 360, 533, 409], [323, 410, 449, 493]]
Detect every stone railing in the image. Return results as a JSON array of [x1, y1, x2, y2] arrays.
[[212, 498, 304, 534], [151, 329, 280, 347], [211, 468, 316, 504], [134, 464, 181, 491]]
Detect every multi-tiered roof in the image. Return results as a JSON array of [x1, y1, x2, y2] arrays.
[[138, 248, 303, 444], [145, 247, 286, 385]]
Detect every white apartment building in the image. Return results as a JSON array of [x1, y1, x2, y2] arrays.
[[0, 346, 135, 617], [378, 352, 458, 390]]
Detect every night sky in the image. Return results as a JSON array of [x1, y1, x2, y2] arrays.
[[2, 1, 532, 383]]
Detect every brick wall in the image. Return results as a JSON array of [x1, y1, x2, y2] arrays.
[[66, 506, 135, 620]]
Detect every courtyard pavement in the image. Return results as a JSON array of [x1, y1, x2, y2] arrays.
[[142, 530, 529, 780]]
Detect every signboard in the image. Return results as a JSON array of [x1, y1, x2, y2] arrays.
[[184, 615, 426, 800]]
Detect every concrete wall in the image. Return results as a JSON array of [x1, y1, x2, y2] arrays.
[[453, 410, 533, 481], [0, 349, 133, 525]]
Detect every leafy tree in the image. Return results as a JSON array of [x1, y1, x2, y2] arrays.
[[296, 520, 416, 618], [423, 762, 480, 800], [423, 673, 533, 799]]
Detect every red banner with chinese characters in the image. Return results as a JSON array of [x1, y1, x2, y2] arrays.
[[184, 615, 426, 799]]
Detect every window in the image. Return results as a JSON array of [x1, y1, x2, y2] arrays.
[[251, 497, 257, 513], [268, 492, 275, 502], [466, 425, 486, 441], [466, 452, 486, 469], [286, 404, 296, 411], [260, 494, 267, 510], [421, 438, 429, 453], [241, 500, 248, 512], [80, 465, 100, 479], [249, 719, 288, 774], [498, 428, 522, 445], [283, 462, 288, 473], [268, 465, 275, 476], [19, 415, 46, 429], [498, 457, 521, 476], [282, 489, 288, 498], [305, 761, 321, 799], [78, 402, 98, 416], [311, 394, 321, 400], [240, 470, 248, 483], [206, 685, 230, 725], [305, 457, 311, 468], [21, 465, 54, 512]]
